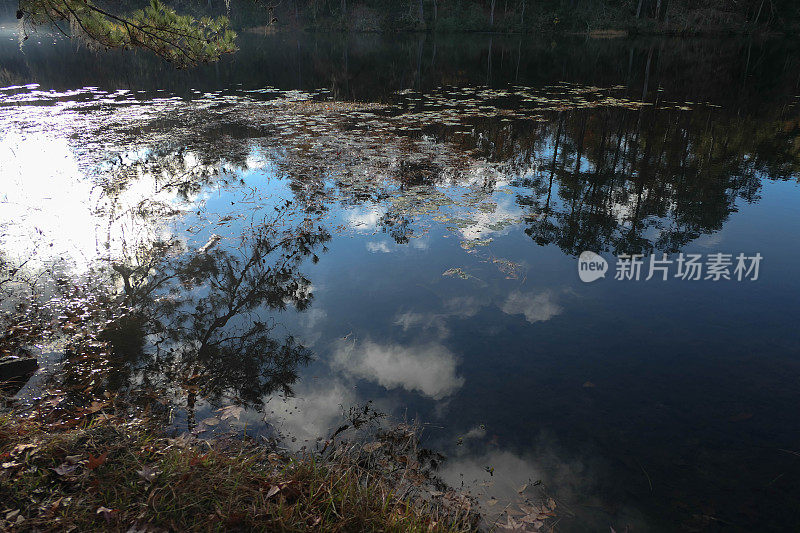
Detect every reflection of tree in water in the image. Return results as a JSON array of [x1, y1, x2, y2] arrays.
[[235, 90, 800, 255], [28, 78, 800, 269], [101, 203, 330, 429], [108, 89, 800, 261], [491, 105, 800, 255]]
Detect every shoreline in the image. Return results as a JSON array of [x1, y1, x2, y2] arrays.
[[0, 403, 487, 532], [242, 24, 787, 38]]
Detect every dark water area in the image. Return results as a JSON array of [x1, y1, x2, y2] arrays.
[[2, 24, 800, 531]]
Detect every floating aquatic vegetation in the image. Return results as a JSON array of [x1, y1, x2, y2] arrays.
[[490, 258, 526, 280], [442, 267, 483, 283], [460, 238, 493, 251]]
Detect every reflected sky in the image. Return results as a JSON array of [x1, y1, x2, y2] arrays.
[[2, 32, 800, 532]]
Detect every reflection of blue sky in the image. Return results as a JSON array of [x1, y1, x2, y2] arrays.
[[7, 123, 800, 529], [4, 77, 800, 531], [262, 176, 800, 530]]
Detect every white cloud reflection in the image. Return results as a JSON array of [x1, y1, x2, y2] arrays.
[[332, 339, 464, 399], [267, 378, 357, 446], [366, 241, 392, 253], [501, 290, 563, 324], [345, 205, 386, 232]]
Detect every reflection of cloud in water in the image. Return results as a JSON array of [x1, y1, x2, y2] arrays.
[[410, 237, 430, 250], [0, 133, 97, 271], [394, 296, 484, 340], [694, 230, 725, 248], [501, 290, 563, 324], [332, 339, 464, 399], [443, 296, 483, 317], [268, 379, 357, 446], [300, 307, 327, 329], [298, 307, 328, 345], [366, 241, 392, 253], [346, 205, 386, 232], [394, 311, 450, 338], [458, 195, 523, 241], [441, 447, 589, 518], [367, 238, 427, 253], [462, 425, 487, 440], [439, 433, 650, 530]]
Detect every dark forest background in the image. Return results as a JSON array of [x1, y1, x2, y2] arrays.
[[2, 0, 799, 33]]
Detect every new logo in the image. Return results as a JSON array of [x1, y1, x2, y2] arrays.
[[578, 251, 608, 283]]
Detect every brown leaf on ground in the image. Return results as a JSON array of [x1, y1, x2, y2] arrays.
[[87, 451, 108, 470], [87, 401, 107, 414]]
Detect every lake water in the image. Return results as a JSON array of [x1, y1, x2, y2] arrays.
[[2, 25, 800, 531]]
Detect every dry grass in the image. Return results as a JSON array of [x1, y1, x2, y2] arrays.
[[0, 413, 477, 532]]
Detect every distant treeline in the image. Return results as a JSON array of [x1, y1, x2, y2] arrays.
[[163, 0, 800, 33], [3, 0, 799, 33]]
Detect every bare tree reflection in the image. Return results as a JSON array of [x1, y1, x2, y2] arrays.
[[102, 203, 329, 429]]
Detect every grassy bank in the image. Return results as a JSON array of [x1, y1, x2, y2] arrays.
[[0, 411, 478, 532]]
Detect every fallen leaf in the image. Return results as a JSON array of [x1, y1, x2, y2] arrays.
[[137, 465, 160, 483], [87, 451, 108, 470], [11, 443, 38, 456], [45, 395, 64, 406], [53, 463, 79, 476], [168, 434, 193, 448], [216, 405, 244, 421], [96, 506, 116, 523], [265, 485, 280, 499], [87, 401, 107, 414], [49, 497, 64, 512], [521, 512, 542, 524], [362, 441, 383, 453]]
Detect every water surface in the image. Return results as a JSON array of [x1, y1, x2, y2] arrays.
[[2, 27, 800, 531]]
